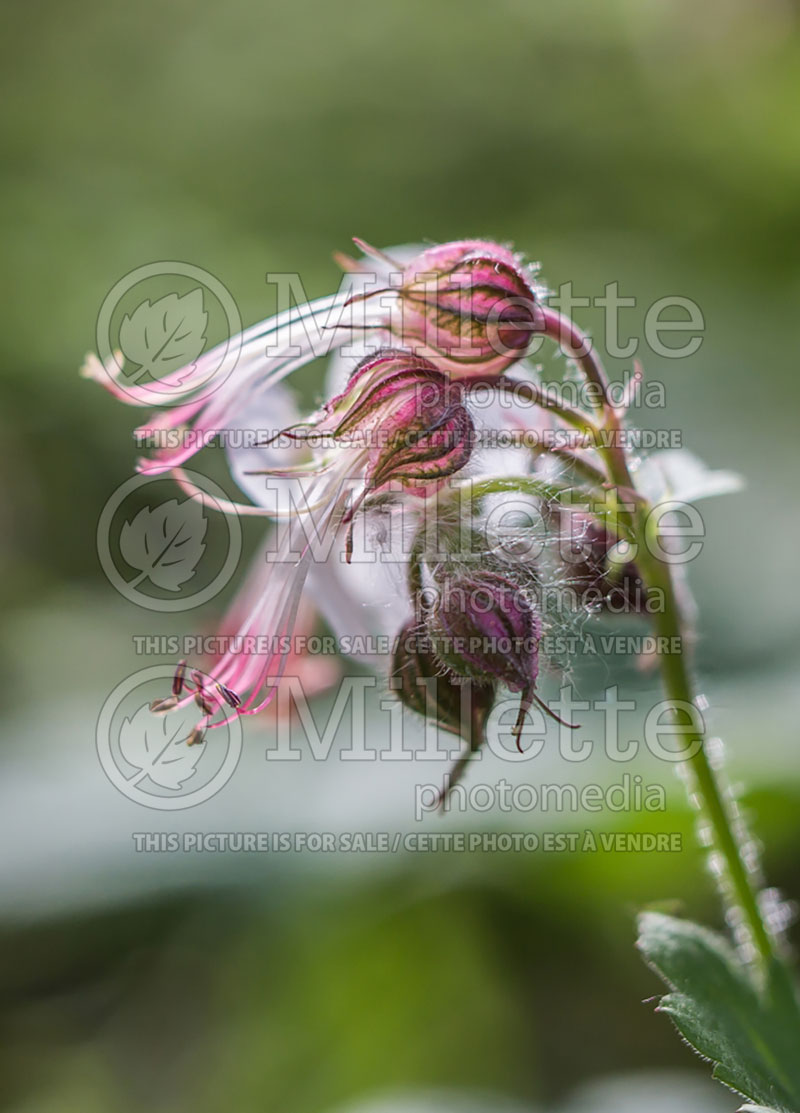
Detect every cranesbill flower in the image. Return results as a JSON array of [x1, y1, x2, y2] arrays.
[[152, 349, 476, 737]]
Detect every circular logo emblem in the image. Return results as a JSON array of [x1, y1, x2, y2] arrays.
[[97, 468, 242, 612], [97, 665, 242, 809], [95, 261, 242, 407]]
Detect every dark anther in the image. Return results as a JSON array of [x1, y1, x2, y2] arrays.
[[172, 660, 187, 696]]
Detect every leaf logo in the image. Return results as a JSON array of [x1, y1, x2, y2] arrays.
[[119, 498, 207, 592], [118, 703, 204, 791], [119, 289, 208, 384]]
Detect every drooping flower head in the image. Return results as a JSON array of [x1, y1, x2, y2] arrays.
[[429, 570, 537, 693], [275, 348, 476, 553], [80, 238, 539, 477], [393, 618, 495, 736], [150, 348, 476, 739]]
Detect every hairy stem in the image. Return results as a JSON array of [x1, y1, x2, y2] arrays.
[[628, 494, 775, 966], [539, 311, 777, 968]]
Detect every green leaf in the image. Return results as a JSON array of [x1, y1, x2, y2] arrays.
[[637, 912, 800, 1111]]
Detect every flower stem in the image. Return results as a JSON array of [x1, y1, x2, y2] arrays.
[[629, 500, 776, 967], [537, 310, 777, 968]]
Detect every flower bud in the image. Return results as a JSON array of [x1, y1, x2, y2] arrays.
[[427, 571, 540, 695], [268, 349, 477, 561], [319, 351, 476, 490], [392, 621, 494, 732], [398, 240, 540, 374], [392, 621, 496, 798], [422, 570, 576, 747], [364, 374, 475, 492], [558, 510, 646, 613], [323, 350, 476, 559], [426, 571, 545, 749]]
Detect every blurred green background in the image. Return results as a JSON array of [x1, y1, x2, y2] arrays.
[[1, 0, 799, 1110]]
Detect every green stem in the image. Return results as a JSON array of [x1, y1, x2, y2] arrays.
[[465, 376, 600, 436], [631, 496, 774, 966], [533, 310, 776, 967], [466, 475, 636, 548], [596, 434, 774, 963]]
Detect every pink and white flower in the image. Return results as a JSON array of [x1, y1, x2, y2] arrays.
[[149, 348, 477, 739], [82, 239, 542, 477]]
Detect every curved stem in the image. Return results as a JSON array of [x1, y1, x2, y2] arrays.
[[527, 445, 611, 489], [538, 306, 613, 414], [465, 474, 634, 542], [465, 375, 600, 436]]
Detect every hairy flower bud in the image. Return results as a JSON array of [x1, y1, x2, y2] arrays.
[[392, 620, 495, 800], [426, 572, 541, 748], [558, 510, 646, 613], [427, 571, 540, 694], [338, 351, 476, 491], [397, 240, 541, 374], [312, 349, 477, 557], [422, 570, 577, 748]]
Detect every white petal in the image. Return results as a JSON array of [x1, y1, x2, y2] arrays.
[[223, 382, 307, 507], [307, 505, 415, 667], [634, 449, 744, 504]]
